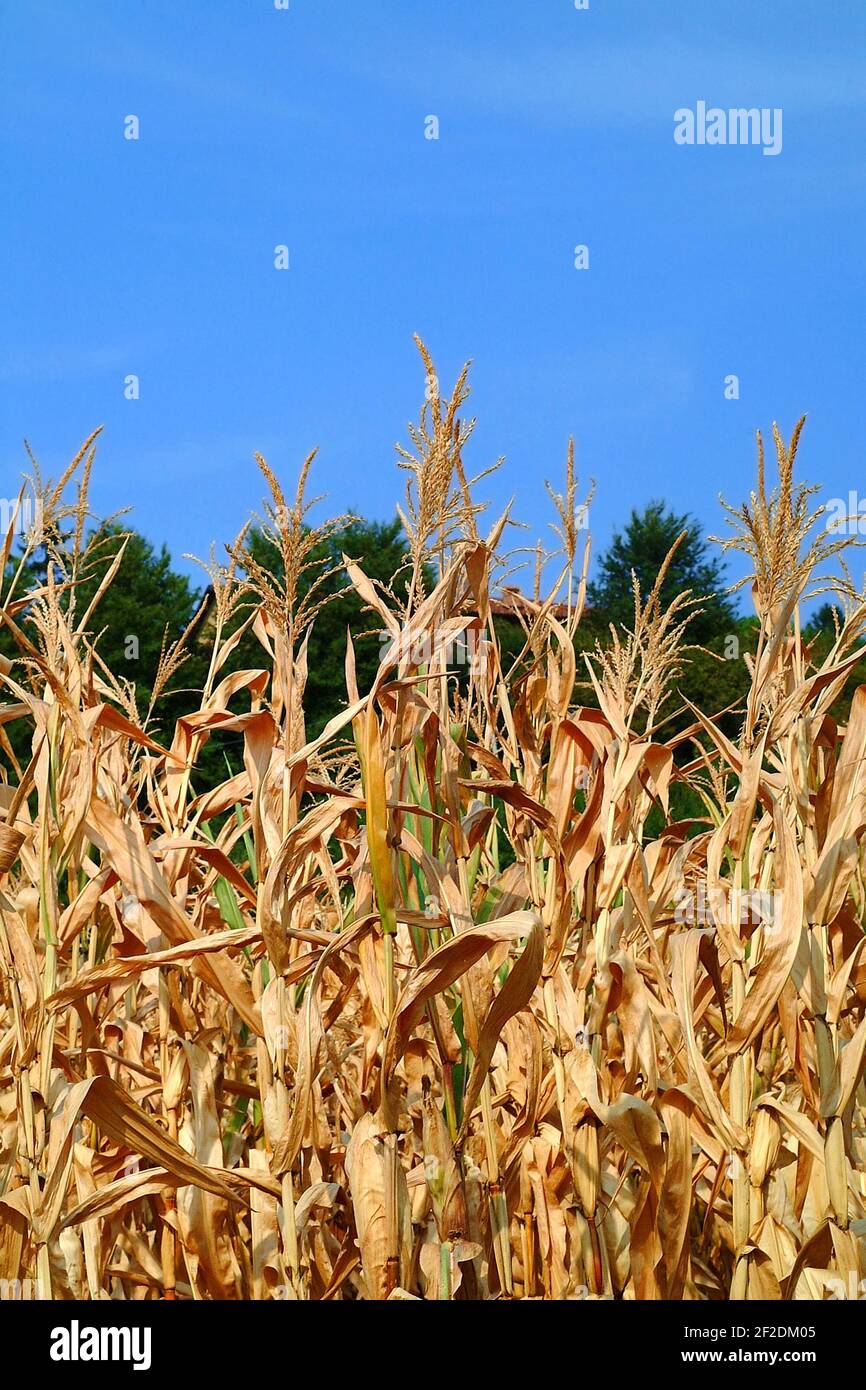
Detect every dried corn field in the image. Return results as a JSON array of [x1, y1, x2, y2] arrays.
[[2, 347, 866, 1303]]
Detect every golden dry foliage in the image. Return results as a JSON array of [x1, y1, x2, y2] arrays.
[[1, 348, 866, 1302]]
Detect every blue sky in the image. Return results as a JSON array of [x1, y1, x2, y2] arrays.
[[2, 0, 865, 603]]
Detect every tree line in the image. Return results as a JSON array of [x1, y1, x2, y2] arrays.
[[1, 500, 854, 794]]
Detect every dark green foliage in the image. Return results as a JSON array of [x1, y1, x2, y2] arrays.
[[5, 503, 859, 796], [588, 499, 738, 646], [78, 526, 202, 720]]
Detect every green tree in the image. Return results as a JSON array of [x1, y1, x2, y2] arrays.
[[586, 502, 751, 738], [239, 515, 415, 736], [588, 500, 737, 646], [307, 519, 413, 727], [0, 525, 202, 771], [72, 526, 203, 724], [806, 602, 843, 638]]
